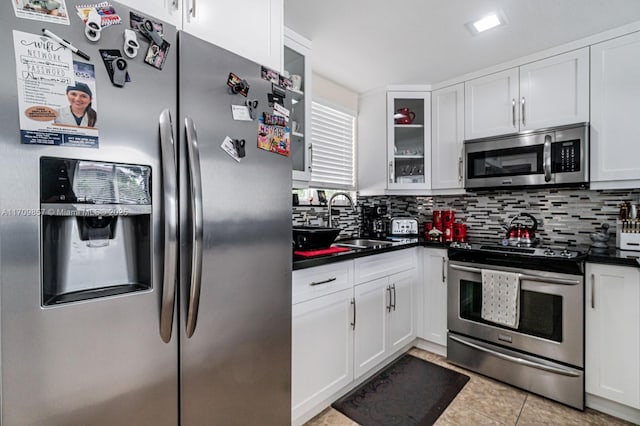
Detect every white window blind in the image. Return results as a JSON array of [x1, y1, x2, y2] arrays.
[[310, 101, 355, 190]]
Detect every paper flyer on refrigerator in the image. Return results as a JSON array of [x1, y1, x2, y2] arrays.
[[13, 30, 99, 148], [12, 0, 70, 25]]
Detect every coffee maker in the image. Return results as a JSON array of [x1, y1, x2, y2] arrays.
[[361, 205, 389, 239]]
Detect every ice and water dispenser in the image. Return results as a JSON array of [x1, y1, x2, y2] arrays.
[[40, 157, 152, 306]]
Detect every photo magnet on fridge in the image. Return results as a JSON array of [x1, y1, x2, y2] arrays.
[[99, 49, 131, 83], [260, 65, 279, 84], [144, 40, 170, 70], [227, 72, 249, 96]]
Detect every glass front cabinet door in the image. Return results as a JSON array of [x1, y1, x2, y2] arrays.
[[285, 28, 312, 184], [387, 91, 431, 190]]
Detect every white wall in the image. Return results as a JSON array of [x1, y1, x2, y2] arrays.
[[312, 72, 358, 113]]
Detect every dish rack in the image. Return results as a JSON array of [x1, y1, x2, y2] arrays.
[[616, 219, 640, 250]]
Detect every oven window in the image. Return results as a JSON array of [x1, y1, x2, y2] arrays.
[[467, 145, 543, 178], [459, 279, 563, 342]]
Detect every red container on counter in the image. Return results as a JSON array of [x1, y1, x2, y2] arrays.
[[423, 222, 433, 239], [453, 223, 467, 242], [444, 225, 454, 242], [432, 210, 442, 230], [443, 210, 455, 227]]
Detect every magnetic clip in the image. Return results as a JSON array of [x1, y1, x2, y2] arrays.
[[232, 79, 249, 96], [112, 58, 128, 87], [138, 19, 164, 46], [234, 139, 246, 158], [244, 99, 258, 120]]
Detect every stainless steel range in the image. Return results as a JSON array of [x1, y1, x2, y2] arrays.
[[446, 241, 587, 409]]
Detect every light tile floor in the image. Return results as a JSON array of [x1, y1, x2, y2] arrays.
[[305, 348, 634, 426]]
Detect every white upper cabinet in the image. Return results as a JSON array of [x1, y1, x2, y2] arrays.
[[285, 29, 313, 184], [134, 0, 183, 27], [387, 91, 432, 190], [181, 0, 283, 71], [590, 31, 640, 188], [465, 48, 589, 140], [465, 68, 519, 139], [431, 84, 464, 191], [519, 48, 589, 131]]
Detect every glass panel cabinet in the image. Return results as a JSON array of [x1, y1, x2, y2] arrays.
[[285, 28, 312, 185], [387, 91, 431, 190]]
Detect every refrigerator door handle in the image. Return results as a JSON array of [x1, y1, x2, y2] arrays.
[[185, 116, 204, 338], [159, 109, 178, 343]]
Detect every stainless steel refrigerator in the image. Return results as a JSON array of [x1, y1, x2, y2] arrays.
[[0, 2, 291, 424]]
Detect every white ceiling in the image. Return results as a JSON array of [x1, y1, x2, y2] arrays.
[[284, 0, 640, 94]]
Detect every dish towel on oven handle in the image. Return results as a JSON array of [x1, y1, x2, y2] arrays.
[[480, 269, 520, 329]]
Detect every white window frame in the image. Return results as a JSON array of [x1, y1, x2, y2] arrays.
[[309, 98, 356, 191]]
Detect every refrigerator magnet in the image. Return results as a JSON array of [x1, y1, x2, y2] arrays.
[[260, 65, 279, 84], [273, 102, 289, 119], [220, 136, 242, 162], [99, 49, 131, 84], [257, 116, 290, 157], [144, 40, 170, 70], [227, 73, 249, 96], [231, 105, 252, 121]]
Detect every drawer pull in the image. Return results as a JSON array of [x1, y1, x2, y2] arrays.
[[309, 277, 337, 286]]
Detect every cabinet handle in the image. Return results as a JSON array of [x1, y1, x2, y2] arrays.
[[386, 286, 392, 312], [458, 157, 463, 182], [350, 298, 356, 330], [442, 257, 446, 283], [309, 277, 336, 286], [307, 143, 313, 172], [512, 99, 516, 127], [391, 284, 397, 311], [388, 161, 393, 184], [189, 0, 196, 18], [521, 97, 526, 127], [591, 273, 595, 309]]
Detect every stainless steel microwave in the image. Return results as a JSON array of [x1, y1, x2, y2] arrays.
[[463, 123, 589, 190]]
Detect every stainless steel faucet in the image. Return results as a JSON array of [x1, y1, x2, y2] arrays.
[[327, 192, 356, 227]]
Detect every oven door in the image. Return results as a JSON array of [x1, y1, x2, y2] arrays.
[[447, 261, 583, 368]]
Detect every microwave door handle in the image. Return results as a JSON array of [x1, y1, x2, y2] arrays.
[[159, 109, 178, 344], [184, 117, 204, 338], [543, 135, 552, 182]]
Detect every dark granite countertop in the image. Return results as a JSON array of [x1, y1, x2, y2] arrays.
[[587, 248, 640, 268], [293, 237, 640, 271], [292, 238, 448, 271]]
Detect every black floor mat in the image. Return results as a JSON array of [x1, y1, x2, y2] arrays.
[[332, 354, 469, 426]]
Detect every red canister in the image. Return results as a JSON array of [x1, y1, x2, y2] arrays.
[[423, 222, 433, 239], [444, 225, 454, 242], [432, 210, 442, 230], [443, 209, 455, 227], [453, 223, 467, 242]]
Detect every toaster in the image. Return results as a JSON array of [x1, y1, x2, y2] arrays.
[[390, 217, 418, 235]]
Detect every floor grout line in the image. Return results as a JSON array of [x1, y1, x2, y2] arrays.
[[515, 393, 528, 425]]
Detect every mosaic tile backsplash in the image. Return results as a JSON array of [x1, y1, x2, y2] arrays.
[[292, 188, 640, 249]]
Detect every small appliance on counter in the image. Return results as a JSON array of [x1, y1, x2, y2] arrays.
[[390, 217, 418, 236], [361, 205, 389, 239], [503, 213, 539, 247]]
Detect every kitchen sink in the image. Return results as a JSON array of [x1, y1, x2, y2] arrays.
[[333, 238, 395, 249]]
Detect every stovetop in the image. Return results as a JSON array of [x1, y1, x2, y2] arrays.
[[448, 240, 587, 275], [449, 241, 584, 259]]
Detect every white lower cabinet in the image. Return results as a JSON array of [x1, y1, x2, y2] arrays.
[[292, 288, 354, 423], [421, 248, 448, 346], [352, 270, 416, 379], [292, 249, 418, 424], [585, 263, 640, 420], [354, 251, 417, 379], [291, 261, 354, 425]]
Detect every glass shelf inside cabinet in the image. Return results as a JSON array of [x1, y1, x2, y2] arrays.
[[392, 97, 425, 184], [285, 45, 306, 175]]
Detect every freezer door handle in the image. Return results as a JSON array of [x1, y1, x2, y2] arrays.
[[185, 116, 204, 338], [159, 109, 178, 343]]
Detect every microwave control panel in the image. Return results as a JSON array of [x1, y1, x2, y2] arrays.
[[552, 140, 580, 173]]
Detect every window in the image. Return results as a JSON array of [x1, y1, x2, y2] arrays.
[[310, 101, 356, 190]]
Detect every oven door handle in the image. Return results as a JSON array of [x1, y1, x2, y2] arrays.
[[449, 264, 581, 286], [449, 335, 581, 377]]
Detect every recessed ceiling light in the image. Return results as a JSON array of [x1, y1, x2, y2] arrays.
[[466, 11, 507, 35]]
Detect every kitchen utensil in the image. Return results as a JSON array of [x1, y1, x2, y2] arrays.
[[394, 107, 416, 124]]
